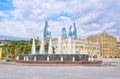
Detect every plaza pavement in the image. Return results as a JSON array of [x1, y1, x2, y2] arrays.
[[0, 58, 120, 79]]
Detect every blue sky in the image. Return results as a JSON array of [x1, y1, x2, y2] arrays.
[[0, 0, 120, 40]]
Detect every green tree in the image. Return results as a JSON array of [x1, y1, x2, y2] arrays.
[[44, 42, 55, 54], [2, 38, 41, 59], [52, 47, 55, 54], [45, 42, 49, 53]]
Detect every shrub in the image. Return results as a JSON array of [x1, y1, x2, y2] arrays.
[[8, 56, 14, 59]]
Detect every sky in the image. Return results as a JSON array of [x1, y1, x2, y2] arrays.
[[0, 0, 120, 40]]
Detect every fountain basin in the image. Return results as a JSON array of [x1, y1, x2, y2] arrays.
[[16, 60, 102, 65], [6, 54, 102, 65], [19, 54, 89, 61], [6, 60, 102, 65]]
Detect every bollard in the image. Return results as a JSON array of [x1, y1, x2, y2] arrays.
[[61, 56, 63, 61], [47, 56, 49, 62]]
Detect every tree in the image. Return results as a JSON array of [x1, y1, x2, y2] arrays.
[[52, 47, 55, 54], [2, 38, 40, 59], [45, 42, 49, 53], [44, 42, 55, 54]]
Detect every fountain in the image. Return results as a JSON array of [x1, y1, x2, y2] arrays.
[[14, 37, 102, 65], [67, 37, 72, 54], [57, 36, 62, 54], [48, 38, 53, 54], [16, 55, 19, 60], [31, 38, 36, 54], [26, 56, 29, 61], [17, 38, 93, 63], [34, 56, 37, 61], [6, 21, 102, 65], [47, 56, 49, 62], [88, 56, 91, 61], [72, 57, 75, 61], [60, 56, 63, 61], [23, 56, 26, 61], [91, 55, 94, 61], [39, 38, 45, 54]]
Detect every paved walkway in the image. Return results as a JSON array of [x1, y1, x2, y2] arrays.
[[0, 58, 120, 79]]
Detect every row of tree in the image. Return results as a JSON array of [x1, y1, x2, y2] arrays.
[[2, 39, 55, 59]]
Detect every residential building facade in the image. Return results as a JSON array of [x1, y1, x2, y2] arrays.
[[117, 41, 120, 57], [87, 33, 118, 57]]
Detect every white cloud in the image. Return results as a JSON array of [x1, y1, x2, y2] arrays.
[[75, 11, 101, 24], [102, 22, 117, 30], [0, 0, 120, 40]]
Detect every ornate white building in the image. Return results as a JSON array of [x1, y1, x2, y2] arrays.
[[53, 38, 100, 56]]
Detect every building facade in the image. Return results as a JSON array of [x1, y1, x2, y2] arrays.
[[87, 33, 118, 58], [0, 43, 3, 60], [43, 21, 52, 43], [117, 42, 120, 57], [44, 21, 51, 38], [61, 27, 67, 38], [68, 23, 77, 39], [0, 47, 2, 60], [53, 38, 100, 56]]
